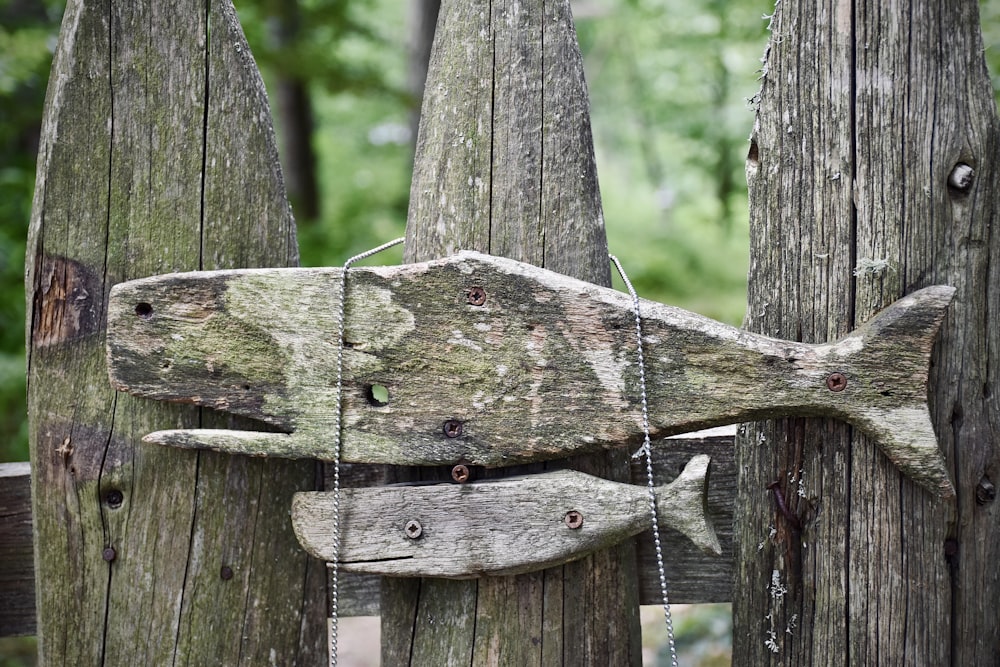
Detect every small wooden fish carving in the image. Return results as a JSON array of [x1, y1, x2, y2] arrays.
[[291, 455, 720, 578], [106, 251, 955, 496]]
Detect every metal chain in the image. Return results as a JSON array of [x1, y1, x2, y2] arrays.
[[609, 254, 679, 667], [328, 237, 406, 667], [326, 244, 674, 664]]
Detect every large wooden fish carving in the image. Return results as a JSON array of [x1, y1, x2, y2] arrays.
[[106, 251, 955, 497]]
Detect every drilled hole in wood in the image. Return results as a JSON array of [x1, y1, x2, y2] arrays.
[[103, 489, 124, 509], [134, 302, 153, 319], [366, 384, 389, 406]]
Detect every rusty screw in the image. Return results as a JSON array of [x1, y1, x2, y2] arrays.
[[443, 420, 464, 438], [102, 547, 117, 563], [826, 372, 848, 392], [404, 520, 423, 540], [451, 464, 471, 483], [220, 565, 234, 580], [466, 286, 487, 306], [564, 510, 584, 529]]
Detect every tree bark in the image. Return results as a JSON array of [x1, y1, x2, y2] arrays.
[[25, 1, 324, 664], [269, 2, 320, 221], [406, 0, 440, 144], [385, 0, 642, 664], [735, 0, 1000, 663]]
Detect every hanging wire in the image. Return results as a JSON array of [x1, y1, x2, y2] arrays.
[[327, 237, 406, 667], [609, 253, 679, 667]]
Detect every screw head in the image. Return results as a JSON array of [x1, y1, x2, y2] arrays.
[[404, 520, 423, 539], [826, 372, 848, 392], [443, 420, 464, 438], [102, 547, 117, 562], [451, 464, 471, 483], [466, 286, 487, 306], [564, 510, 584, 529], [220, 565, 234, 580]]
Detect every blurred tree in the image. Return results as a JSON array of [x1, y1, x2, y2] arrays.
[[405, 0, 440, 141], [0, 0, 65, 463], [236, 0, 412, 223]]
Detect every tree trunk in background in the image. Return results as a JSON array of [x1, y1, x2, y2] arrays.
[[406, 0, 441, 148], [383, 0, 642, 664], [735, 0, 1000, 663], [270, 2, 320, 221], [26, 1, 324, 663]]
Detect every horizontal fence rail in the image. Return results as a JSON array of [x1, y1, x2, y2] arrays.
[[0, 431, 735, 637]]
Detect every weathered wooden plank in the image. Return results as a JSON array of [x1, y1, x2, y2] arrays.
[[634, 433, 736, 604], [0, 463, 33, 637], [25, 0, 322, 664], [390, 1, 638, 662], [735, 0, 998, 663], [107, 252, 955, 496], [0, 432, 738, 638], [292, 456, 719, 578]]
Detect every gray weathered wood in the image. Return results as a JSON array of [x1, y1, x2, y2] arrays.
[[0, 463, 33, 637], [387, 0, 640, 664], [292, 456, 720, 578], [634, 433, 736, 604], [25, 1, 323, 663], [106, 252, 955, 496], [734, 0, 999, 663], [0, 432, 738, 637]]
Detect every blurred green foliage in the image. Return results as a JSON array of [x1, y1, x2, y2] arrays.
[[1, 1, 999, 664]]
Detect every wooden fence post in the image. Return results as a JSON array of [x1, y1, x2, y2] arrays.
[[383, 0, 642, 663], [735, 0, 999, 662], [25, 1, 324, 663]]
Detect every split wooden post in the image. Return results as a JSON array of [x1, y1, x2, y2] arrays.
[[386, 0, 642, 663], [25, 1, 323, 663], [735, 0, 1000, 662]]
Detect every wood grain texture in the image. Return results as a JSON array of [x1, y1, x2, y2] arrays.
[[0, 463, 33, 637], [292, 457, 719, 578], [25, 1, 323, 664], [388, 0, 640, 664], [106, 254, 954, 496], [0, 433, 736, 639], [734, 0, 999, 663]]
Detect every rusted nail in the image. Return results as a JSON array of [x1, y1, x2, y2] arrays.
[[102, 547, 117, 563], [976, 477, 996, 505], [826, 372, 848, 392], [767, 481, 801, 530], [404, 520, 423, 539], [134, 302, 154, 319], [220, 565, 234, 580], [443, 420, 464, 438], [564, 510, 584, 529], [104, 489, 124, 509], [451, 464, 471, 483], [466, 286, 487, 306], [948, 163, 975, 191]]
